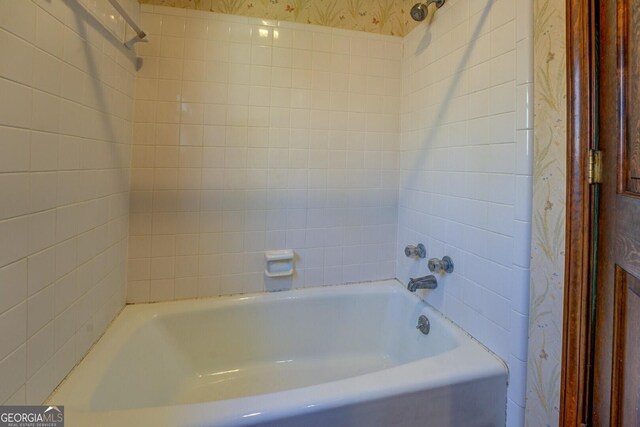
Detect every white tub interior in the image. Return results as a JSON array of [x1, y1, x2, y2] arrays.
[[49, 280, 507, 426], [82, 282, 458, 410]]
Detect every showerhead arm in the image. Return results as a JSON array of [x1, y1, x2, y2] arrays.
[[410, 0, 445, 22]]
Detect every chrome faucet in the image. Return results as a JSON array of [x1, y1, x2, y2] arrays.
[[407, 275, 438, 292], [428, 256, 454, 274], [405, 243, 426, 259]]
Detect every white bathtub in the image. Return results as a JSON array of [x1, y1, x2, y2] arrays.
[[48, 280, 507, 426]]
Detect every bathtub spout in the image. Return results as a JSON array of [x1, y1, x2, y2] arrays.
[[407, 275, 438, 292]]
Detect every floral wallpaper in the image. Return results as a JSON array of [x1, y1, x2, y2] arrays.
[[526, 0, 567, 426], [139, 0, 420, 36]]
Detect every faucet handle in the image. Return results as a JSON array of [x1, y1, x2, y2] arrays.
[[428, 256, 454, 274], [404, 244, 426, 258]]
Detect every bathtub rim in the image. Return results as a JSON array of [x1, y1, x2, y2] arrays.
[[47, 279, 508, 426]]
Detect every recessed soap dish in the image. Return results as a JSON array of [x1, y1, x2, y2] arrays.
[[265, 249, 295, 277]]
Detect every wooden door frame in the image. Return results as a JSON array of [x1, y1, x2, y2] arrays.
[[561, 0, 598, 425]]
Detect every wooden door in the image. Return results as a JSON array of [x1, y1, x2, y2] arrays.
[[592, 0, 640, 425]]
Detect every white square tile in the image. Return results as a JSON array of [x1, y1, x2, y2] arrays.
[[512, 220, 532, 268], [510, 309, 529, 360], [0, 29, 34, 85], [0, 216, 29, 268], [26, 356, 56, 405], [0, 126, 30, 173], [0, 344, 26, 404], [0, 302, 26, 360], [0, 78, 32, 128], [510, 267, 530, 315], [0, 173, 29, 219], [161, 15, 185, 37], [515, 175, 533, 222], [26, 285, 53, 338], [516, 0, 534, 42], [36, 7, 64, 59], [491, 0, 516, 30], [32, 49, 62, 96], [0, 260, 27, 315], [54, 238, 77, 280], [516, 83, 533, 130], [516, 38, 533, 84], [159, 35, 184, 58], [491, 21, 516, 57], [0, 0, 36, 43], [489, 81, 516, 115]]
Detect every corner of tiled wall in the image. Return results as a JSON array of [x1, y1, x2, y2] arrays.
[[397, 0, 533, 426], [0, 0, 138, 406]]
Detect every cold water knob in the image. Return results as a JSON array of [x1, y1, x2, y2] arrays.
[[405, 244, 426, 259], [428, 256, 454, 274]]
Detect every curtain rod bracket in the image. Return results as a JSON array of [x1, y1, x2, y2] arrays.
[[106, 0, 147, 49], [125, 34, 148, 50]]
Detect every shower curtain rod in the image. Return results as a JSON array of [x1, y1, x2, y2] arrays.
[[106, 0, 147, 47]]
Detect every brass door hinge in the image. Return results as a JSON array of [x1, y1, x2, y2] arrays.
[[588, 150, 603, 184]]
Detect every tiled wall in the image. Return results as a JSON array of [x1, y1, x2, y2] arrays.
[[128, 5, 401, 302], [0, 0, 137, 405], [397, 0, 533, 426]]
